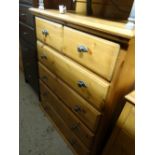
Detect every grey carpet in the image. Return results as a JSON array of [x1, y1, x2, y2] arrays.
[[19, 71, 74, 155]]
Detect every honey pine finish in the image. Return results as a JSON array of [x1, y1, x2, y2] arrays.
[[30, 8, 135, 155], [102, 91, 135, 155]]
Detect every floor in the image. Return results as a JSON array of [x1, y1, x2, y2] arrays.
[[19, 71, 74, 155]]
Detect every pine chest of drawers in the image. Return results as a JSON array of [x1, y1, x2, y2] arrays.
[[30, 8, 135, 155]]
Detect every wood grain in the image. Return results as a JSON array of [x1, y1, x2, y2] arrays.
[[39, 62, 101, 132], [63, 26, 120, 81], [40, 81, 95, 149], [125, 91, 135, 104], [41, 101, 90, 155], [35, 17, 63, 51], [30, 8, 135, 39], [37, 40, 110, 110]]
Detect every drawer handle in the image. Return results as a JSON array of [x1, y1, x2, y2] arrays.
[[40, 55, 47, 60], [77, 45, 88, 53], [69, 138, 77, 146], [70, 123, 80, 131], [42, 29, 49, 36], [73, 105, 81, 113], [77, 80, 87, 88]]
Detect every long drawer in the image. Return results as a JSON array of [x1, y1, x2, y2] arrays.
[[40, 81, 95, 149], [42, 101, 90, 155], [37, 40, 110, 110], [63, 26, 120, 81], [35, 17, 63, 51], [39, 62, 101, 132]]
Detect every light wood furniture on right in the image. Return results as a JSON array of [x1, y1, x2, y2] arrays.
[[30, 8, 135, 155], [102, 91, 135, 155]]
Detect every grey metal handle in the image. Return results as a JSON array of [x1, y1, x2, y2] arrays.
[[70, 123, 79, 131], [69, 138, 77, 146], [42, 29, 48, 36], [73, 105, 81, 113], [77, 45, 88, 53], [77, 80, 87, 88]]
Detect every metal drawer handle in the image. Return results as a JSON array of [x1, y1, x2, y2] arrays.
[[77, 80, 87, 88], [70, 123, 80, 131], [77, 45, 88, 53], [73, 105, 81, 113], [42, 29, 48, 36], [69, 138, 77, 146], [40, 55, 47, 60]]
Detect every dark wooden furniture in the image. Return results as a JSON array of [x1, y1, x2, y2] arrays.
[[19, 0, 39, 94]]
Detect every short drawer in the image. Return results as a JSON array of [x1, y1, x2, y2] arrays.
[[19, 4, 34, 27], [37, 41, 109, 110], [39, 62, 101, 132], [19, 23, 35, 45], [63, 27, 120, 81], [40, 81, 95, 149], [35, 17, 63, 51], [42, 101, 90, 155]]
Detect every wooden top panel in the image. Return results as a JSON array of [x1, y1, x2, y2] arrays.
[[29, 8, 134, 39], [125, 91, 135, 105]]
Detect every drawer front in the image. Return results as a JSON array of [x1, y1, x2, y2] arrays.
[[19, 4, 34, 27], [63, 27, 120, 81], [37, 41, 110, 110], [39, 62, 101, 132], [40, 81, 95, 149], [35, 17, 63, 51], [19, 23, 35, 45], [42, 101, 90, 155]]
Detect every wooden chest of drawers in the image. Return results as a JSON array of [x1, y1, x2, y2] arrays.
[[30, 8, 135, 155]]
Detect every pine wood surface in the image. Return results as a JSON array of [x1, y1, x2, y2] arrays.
[[38, 62, 101, 132], [63, 26, 120, 81], [125, 91, 135, 104], [37, 40, 110, 110], [29, 8, 134, 39], [40, 81, 94, 149], [31, 8, 135, 155], [41, 101, 90, 155], [36, 17, 63, 51]]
